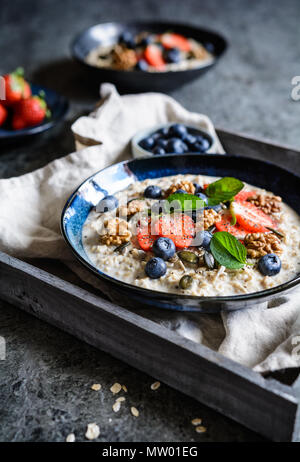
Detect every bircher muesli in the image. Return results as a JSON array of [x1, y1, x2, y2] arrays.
[[82, 173, 300, 296]]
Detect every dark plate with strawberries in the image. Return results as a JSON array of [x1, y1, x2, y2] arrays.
[[71, 21, 227, 92], [0, 68, 69, 142]]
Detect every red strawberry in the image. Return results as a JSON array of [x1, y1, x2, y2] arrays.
[[232, 201, 276, 233], [0, 104, 8, 126], [12, 93, 50, 130], [215, 213, 248, 239], [3, 67, 32, 106], [234, 190, 256, 202], [144, 44, 166, 70], [160, 33, 191, 52], [155, 214, 195, 249]]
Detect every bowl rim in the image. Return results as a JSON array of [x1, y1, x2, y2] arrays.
[[0, 83, 69, 139], [61, 153, 300, 305], [70, 20, 228, 75]]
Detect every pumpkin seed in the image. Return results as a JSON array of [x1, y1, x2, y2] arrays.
[[179, 275, 193, 290], [178, 251, 199, 264], [204, 251, 215, 269], [114, 242, 130, 253]]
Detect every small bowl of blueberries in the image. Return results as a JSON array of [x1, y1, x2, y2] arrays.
[[131, 122, 216, 158]]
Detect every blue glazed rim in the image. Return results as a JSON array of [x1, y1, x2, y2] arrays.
[[61, 154, 300, 309], [0, 83, 69, 140]]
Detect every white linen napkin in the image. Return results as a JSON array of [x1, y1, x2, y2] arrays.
[[0, 83, 299, 373]]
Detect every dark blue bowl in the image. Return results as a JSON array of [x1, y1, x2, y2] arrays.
[[0, 84, 69, 141], [61, 154, 300, 313], [71, 21, 227, 92]]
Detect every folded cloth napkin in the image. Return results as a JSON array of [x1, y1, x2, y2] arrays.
[[0, 83, 299, 373]]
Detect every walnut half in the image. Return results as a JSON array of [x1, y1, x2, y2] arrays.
[[165, 180, 195, 197], [100, 218, 132, 246], [247, 193, 282, 215], [244, 232, 282, 259]]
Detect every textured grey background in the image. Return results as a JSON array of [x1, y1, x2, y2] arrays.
[[0, 0, 299, 442]]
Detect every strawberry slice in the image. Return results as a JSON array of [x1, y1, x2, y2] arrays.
[[160, 33, 191, 52], [215, 213, 248, 239], [144, 44, 166, 70], [235, 190, 256, 202], [232, 201, 276, 233], [137, 218, 156, 251], [155, 214, 195, 249]]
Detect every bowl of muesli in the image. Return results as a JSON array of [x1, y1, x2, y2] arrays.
[[61, 154, 300, 313], [71, 21, 227, 92]]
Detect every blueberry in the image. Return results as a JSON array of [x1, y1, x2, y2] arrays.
[[166, 138, 187, 154], [157, 127, 170, 138], [136, 59, 148, 71], [184, 133, 197, 147], [144, 185, 162, 199], [193, 183, 203, 193], [145, 257, 167, 279], [195, 192, 208, 204], [195, 230, 212, 250], [96, 195, 118, 213], [175, 189, 187, 194], [139, 136, 155, 151], [152, 237, 176, 260], [169, 124, 188, 139], [193, 138, 210, 152], [139, 35, 152, 47], [258, 254, 281, 276], [119, 31, 136, 48], [153, 146, 166, 155], [164, 47, 181, 63], [155, 138, 168, 149]]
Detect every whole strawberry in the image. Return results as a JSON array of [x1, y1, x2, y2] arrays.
[[12, 92, 50, 130], [3, 67, 32, 106], [0, 104, 8, 126]]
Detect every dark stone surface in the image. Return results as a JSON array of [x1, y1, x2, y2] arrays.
[[1, 0, 299, 441]]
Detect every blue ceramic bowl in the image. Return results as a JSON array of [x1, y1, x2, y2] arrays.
[[0, 84, 69, 141], [61, 154, 300, 313], [71, 21, 227, 92]]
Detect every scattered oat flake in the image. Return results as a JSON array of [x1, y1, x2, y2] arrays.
[[91, 383, 101, 391], [131, 406, 139, 417], [191, 418, 202, 426], [122, 385, 128, 392], [151, 381, 161, 391], [112, 401, 121, 413], [195, 425, 207, 434], [110, 383, 122, 394], [85, 423, 100, 440], [116, 396, 126, 403], [66, 433, 75, 442]]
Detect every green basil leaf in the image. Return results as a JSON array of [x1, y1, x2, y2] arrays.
[[210, 231, 247, 269], [167, 193, 205, 212], [206, 177, 244, 204]]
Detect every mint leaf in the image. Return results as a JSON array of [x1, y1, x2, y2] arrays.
[[210, 231, 247, 269], [167, 193, 205, 212], [206, 177, 244, 204]]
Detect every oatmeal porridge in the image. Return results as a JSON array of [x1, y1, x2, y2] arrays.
[[82, 174, 300, 296]]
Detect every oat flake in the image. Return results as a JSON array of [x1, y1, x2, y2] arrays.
[[85, 423, 100, 440], [110, 382, 122, 394], [195, 425, 207, 433], [151, 381, 161, 391], [112, 401, 121, 413], [66, 433, 75, 442], [91, 383, 101, 391], [122, 385, 128, 392], [131, 406, 139, 417], [191, 418, 202, 426]]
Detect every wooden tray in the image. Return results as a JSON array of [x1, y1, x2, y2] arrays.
[[1, 129, 300, 442]]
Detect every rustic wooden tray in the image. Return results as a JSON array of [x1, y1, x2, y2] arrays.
[[1, 129, 300, 442]]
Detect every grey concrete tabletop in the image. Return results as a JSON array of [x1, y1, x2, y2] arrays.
[[0, 0, 299, 442]]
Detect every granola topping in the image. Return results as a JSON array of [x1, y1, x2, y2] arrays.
[[112, 45, 137, 70], [100, 218, 131, 246], [165, 180, 195, 197]]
